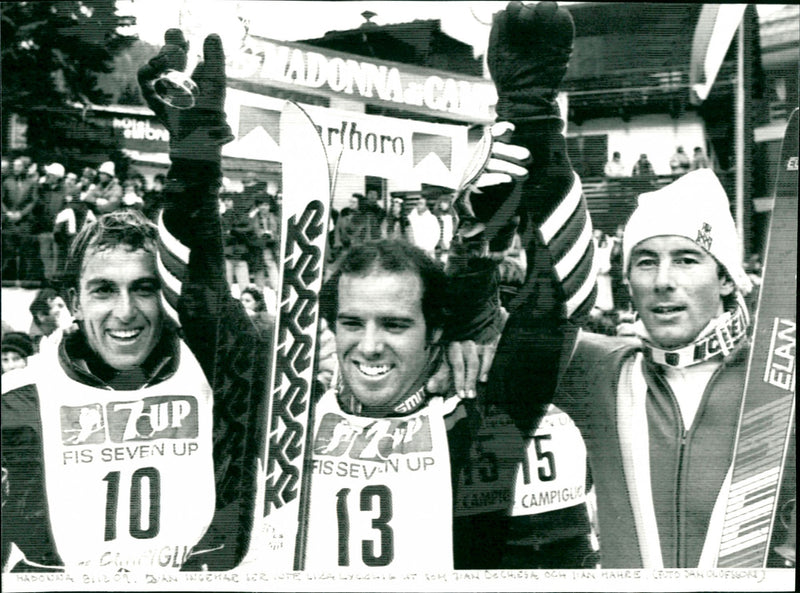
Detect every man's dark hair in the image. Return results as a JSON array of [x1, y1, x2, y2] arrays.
[[29, 288, 59, 323], [321, 239, 448, 340], [63, 208, 158, 291]]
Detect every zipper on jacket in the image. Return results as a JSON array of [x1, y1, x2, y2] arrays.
[[675, 428, 687, 567], [660, 370, 687, 568]]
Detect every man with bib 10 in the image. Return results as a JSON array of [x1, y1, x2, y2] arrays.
[[1, 210, 217, 572], [2, 33, 265, 573]]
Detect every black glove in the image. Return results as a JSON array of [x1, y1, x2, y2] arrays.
[[487, 1, 574, 121], [137, 30, 234, 165]]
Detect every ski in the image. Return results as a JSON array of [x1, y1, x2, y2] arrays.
[[244, 101, 333, 570], [716, 108, 797, 567]]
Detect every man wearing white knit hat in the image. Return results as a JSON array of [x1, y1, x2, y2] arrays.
[[483, 167, 794, 568]]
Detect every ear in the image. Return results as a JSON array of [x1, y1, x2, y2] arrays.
[[69, 287, 82, 320], [719, 275, 735, 297]]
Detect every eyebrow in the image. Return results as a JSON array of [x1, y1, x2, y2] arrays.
[[337, 313, 415, 323], [631, 247, 706, 258]]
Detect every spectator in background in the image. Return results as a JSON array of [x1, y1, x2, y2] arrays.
[[54, 182, 96, 277], [1, 332, 34, 374], [2, 157, 40, 280], [669, 146, 691, 176], [82, 161, 122, 214], [248, 193, 280, 292], [239, 285, 273, 337], [77, 166, 97, 198], [593, 229, 615, 312], [406, 196, 441, 258], [354, 191, 386, 242], [631, 153, 655, 178], [365, 188, 385, 215], [142, 173, 165, 221], [604, 151, 627, 178], [330, 193, 386, 269], [63, 172, 80, 201], [609, 224, 630, 312], [743, 252, 763, 312], [383, 197, 409, 240], [35, 163, 67, 282], [128, 172, 147, 198], [692, 146, 710, 170], [221, 193, 252, 297], [434, 193, 455, 264], [121, 179, 145, 210], [331, 193, 359, 258], [27, 287, 72, 351]]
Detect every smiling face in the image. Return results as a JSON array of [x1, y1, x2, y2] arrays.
[[628, 236, 733, 349], [336, 270, 436, 414], [72, 245, 163, 371]]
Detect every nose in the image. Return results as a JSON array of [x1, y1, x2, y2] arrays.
[[654, 261, 675, 292], [112, 291, 137, 322], [358, 322, 384, 358]]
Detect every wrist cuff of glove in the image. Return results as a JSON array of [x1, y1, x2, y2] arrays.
[[496, 94, 564, 125], [168, 159, 222, 185], [443, 260, 503, 342], [164, 159, 222, 214]]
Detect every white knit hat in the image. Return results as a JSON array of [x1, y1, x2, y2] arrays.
[[44, 162, 65, 178], [98, 161, 115, 177], [623, 169, 752, 295]]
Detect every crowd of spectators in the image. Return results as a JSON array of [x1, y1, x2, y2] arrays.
[[328, 189, 456, 271], [2, 154, 166, 285], [604, 146, 712, 180]]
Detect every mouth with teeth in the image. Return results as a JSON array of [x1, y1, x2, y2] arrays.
[[106, 328, 143, 343], [354, 361, 392, 378], [651, 305, 685, 315]]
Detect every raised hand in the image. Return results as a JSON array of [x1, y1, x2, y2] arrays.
[[488, 1, 575, 120], [137, 30, 234, 164]]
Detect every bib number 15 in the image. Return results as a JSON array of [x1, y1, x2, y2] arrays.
[[103, 467, 161, 541]]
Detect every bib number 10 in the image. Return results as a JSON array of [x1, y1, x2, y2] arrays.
[[103, 467, 161, 541]]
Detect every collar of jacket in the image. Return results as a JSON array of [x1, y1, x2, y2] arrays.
[[58, 326, 181, 390]]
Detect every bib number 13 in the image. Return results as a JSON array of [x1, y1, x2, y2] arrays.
[[103, 467, 161, 541], [336, 485, 394, 567]]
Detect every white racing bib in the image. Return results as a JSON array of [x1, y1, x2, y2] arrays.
[[34, 342, 215, 571], [304, 391, 456, 571], [510, 405, 587, 516]]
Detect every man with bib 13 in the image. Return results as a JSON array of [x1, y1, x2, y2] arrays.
[[297, 0, 596, 566]]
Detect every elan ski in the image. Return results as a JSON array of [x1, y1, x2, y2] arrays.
[[243, 101, 333, 570], [716, 108, 797, 567]]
